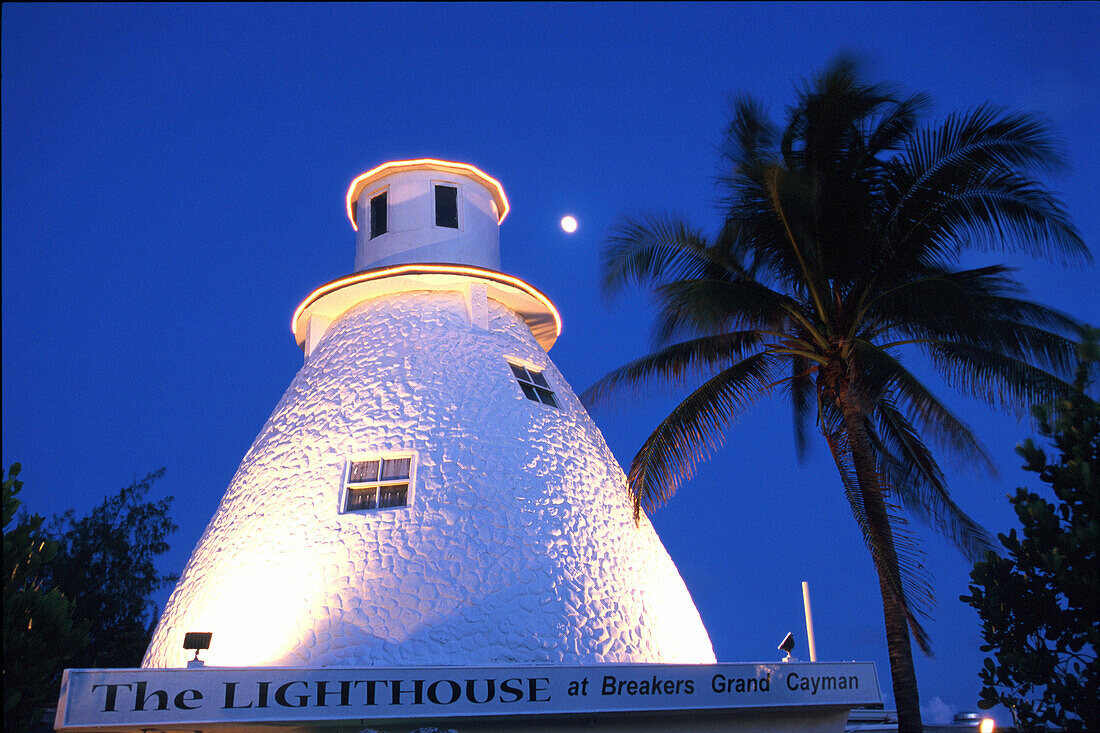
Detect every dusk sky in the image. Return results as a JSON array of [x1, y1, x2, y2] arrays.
[[3, 3, 1097, 727]]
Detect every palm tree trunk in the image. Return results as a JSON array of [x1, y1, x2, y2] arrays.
[[875, 552, 923, 733], [841, 403, 925, 733]]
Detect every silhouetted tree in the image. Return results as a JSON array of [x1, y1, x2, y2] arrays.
[[585, 58, 1088, 733], [961, 332, 1099, 731], [47, 468, 178, 669], [3, 464, 86, 733]]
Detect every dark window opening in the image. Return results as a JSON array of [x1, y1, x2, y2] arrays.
[[435, 185, 459, 228], [378, 485, 408, 508], [509, 362, 559, 408], [370, 191, 388, 239], [346, 487, 378, 511]]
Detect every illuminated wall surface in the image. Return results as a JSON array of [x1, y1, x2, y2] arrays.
[[142, 162, 716, 669]]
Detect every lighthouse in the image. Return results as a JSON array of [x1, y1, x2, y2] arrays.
[[142, 159, 716, 669], [61, 160, 880, 733]]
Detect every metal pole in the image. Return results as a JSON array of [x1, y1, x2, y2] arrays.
[[802, 581, 818, 662]]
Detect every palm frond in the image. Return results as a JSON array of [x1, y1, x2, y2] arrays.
[[866, 92, 931, 157], [652, 278, 797, 344], [865, 263, 1020, 315], [887, 106, 1087, 264], [867, 269, 1082, 376], [580, 332, 765, 408], [905, 105, 1067, 180], [850, 341, 996, 475], [782, 55, 895, 171], [763, 165, 830, 313], [925, 171, 1087, 264], [601, 215, 724, 296], [721, 94, 778, 172], [627, 352, 777, 518], [925, 341, 1078, 412], [870, 400, 994, 561], [790, 355, 815, 459]]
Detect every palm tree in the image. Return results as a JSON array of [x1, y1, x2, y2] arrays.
[[583, 59, 1089, 733]]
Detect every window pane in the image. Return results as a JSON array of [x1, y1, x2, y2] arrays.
[[509, 363, 529, 381], [520, 382, 539, 401], [377, 484, 408, 508], [381, 457, 410, 480], [370, 192, 387, 239], [349, 460, 380, 483], [435, 185, 458, 228], [346, 487, 377, 511], [528, 370, 549, 388], [537, 388, 558, 407]]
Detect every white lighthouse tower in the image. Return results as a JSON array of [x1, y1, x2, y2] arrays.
[[142, 160, 716, 669]]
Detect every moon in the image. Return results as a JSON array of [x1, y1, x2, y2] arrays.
[[560, 215, 578, 233]]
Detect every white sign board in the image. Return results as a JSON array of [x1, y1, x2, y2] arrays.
[[57, 662, 880, 729]]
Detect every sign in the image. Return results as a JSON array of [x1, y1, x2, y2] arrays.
[[57, 662, 881, 730]]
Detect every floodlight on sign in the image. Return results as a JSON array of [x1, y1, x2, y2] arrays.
[[182, 631, 212, 663]]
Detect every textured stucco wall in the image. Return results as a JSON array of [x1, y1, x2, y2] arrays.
[[143, 289, 715, 668]]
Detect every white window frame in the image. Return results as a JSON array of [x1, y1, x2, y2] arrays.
[[431, 180, 462, 231], [508, 361, 559, 408], [341, 453, 415, 514]]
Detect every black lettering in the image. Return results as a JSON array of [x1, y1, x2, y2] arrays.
[[275, 681, 309, 708], [684, 680, 694, 694], [465, 678, 495, 704], [528, 677, 550, 702], [356, 680, 379, 706], [601, 676, 616, 695], [390, 679, 424, 706], [223, 682, 253, 709], [91, 683, 132, 713], [499, 678, 523, 703], [760, 673, 770, 692], [786, 672, 799, 691], [426, 680, 460, 705], [174, 689, 202, 710], [256, 681, 270, 708], [315, 680, 352, 707], [626, 680, 638, 695], [133, 681, 168, 711]]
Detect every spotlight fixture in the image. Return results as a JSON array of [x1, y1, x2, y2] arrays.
[[183, 632, 212, 666], [778, 632, 795, 662]]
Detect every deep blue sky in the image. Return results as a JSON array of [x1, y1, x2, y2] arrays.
[[4, 3, 1097, 726]]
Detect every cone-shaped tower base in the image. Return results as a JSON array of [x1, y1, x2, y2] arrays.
[[144, 276, 715, 668]]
